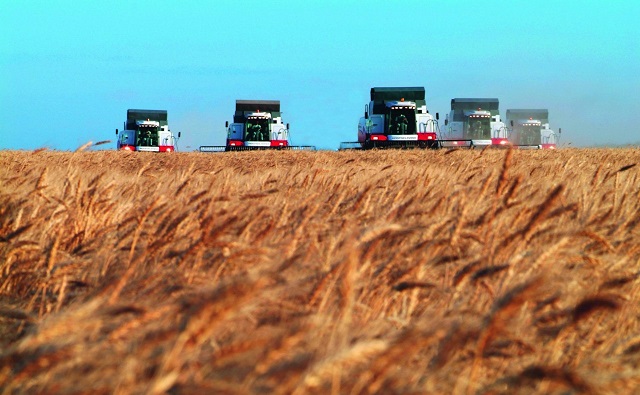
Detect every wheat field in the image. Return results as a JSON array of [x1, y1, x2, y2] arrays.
[[0, 147, 639, 394]]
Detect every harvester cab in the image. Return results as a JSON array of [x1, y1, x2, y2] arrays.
[[442, 98, 508, 148], [115, 109, 179, 152], [136, 120, 160, 147], [341, 87, 438, 150], [506, 109, 557, 149]]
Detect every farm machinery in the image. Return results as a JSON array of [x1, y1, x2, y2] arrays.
[[115, 109, 180, 152], [441, 98, 509, 148], [505, 109, 559, 149], [339, 87, 439, 150], [199, 100, 315, 152]]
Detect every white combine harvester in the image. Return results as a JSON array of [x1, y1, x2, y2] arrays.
[[441, 98, 509, 148], [340, 87, 439, 150], [115, 109, 180, 152], [199, 100, 315, 152], [505, 109, 560, 149]]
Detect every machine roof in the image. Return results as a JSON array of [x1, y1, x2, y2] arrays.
[[450, 98, 499, 111], [126, 109, 168, 128], [233, 100, 282, 123], [370, 87, 425, 102], [506, 109, 549, 123], [449, 98, 500, 122], [369, 87, 427, 113], [127, 109, 168, 121], [235, 100, 280, 113]]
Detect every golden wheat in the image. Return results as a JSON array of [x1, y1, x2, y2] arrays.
[[0, 148, 639, 394]]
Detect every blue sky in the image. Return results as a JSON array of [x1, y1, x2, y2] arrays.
[[1, 0, 638, 151]]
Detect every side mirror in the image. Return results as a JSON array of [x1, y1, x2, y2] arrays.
[[444, 119, 448, 126], [510, 120, 514, 127], [115, 128, 119, 135], [364, 111, 369, 120], [286, 123, 290, 130], [436, 112, 439, 120], [225, 121, 229, 128], [558, 128, 562, 134], [178, 132, 181, 138]]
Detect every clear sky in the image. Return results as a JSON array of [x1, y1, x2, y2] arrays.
[[1, 0, 638, 151]]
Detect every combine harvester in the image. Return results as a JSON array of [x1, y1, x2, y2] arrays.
[[441, 98, 509, 148], [115, 109, 180, 152], [339, 87, 439, 150], [505, 109, 560, 149], [199, 100, 315, 152]]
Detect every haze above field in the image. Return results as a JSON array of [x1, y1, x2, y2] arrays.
[[1, 0, 638, 151]]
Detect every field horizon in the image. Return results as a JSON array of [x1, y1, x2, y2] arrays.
[[1, 148, 639, 394]]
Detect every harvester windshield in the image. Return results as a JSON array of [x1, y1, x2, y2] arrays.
[[245, 118, 270, 141], [136, 125, 159, 147], [465, 115, 491, 139], [516, 123, 542, 145], [388, 108, 416, 135]]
